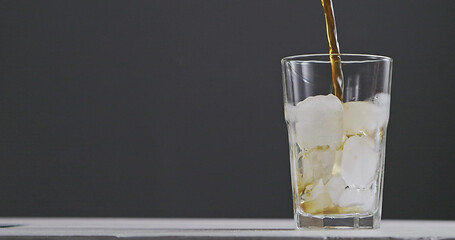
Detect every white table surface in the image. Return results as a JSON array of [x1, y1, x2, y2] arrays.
[[0, 218, 453, 239]]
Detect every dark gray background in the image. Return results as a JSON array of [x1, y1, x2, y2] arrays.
[[1, 0, 454, 219]]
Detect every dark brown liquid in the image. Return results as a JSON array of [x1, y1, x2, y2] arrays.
[[321, 0, 344, 101]]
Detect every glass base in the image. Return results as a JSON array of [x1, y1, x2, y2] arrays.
[[295, 211, 380, 229]]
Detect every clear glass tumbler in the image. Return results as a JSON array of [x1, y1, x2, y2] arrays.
[[282, 54, 392, 229]]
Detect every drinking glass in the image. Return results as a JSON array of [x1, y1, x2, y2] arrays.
[[281, 54, 392, 229]]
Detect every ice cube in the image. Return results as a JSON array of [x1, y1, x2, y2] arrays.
[[361, 187, 377, 212], [373, 92, 391, 106], [343, 93, 390, 136], [307, 147, 336, 184], [338, 187, 364, 207], [338, 187, 377, 212], [290, 94, 343, 149], [326, 175, 347, 205], [302, 192, 334, 215], [299, 154, 314, 189], [340, 135, 379, 187], [302, 179, 334, 214], [306, 179, 325, 201]]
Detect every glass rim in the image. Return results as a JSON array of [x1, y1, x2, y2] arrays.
[[281, 53, 393, 64]]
